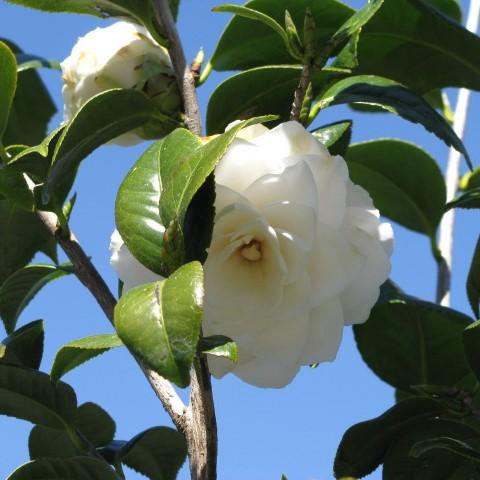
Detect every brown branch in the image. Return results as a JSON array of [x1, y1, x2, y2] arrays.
[[36, 209, 187, 432]]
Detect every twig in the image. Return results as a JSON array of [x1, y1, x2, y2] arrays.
[[290, 61, 312, 122], [36, 209, 187, 432], [436, 0, 480, 306]]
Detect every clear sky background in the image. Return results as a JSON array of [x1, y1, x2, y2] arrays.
[[0, 1, 479, 479]]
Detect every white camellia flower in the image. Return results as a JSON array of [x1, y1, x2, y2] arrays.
[[110, 121, 393, 388], [61, 20, 180, 145]]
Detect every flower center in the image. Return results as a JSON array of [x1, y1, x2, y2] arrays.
[[240, 239, 262, 262]]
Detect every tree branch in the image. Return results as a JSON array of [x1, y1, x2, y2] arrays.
[[290, 62, 312, 123], [436, 0, 480, 306], [36, 209, 187, 432]]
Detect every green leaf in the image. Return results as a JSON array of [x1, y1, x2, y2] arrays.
[[313, 75, 472, 169], [29, 402, 116, 459], [0, 320, 44, 369], [0, 264, 71, 334], [50, 334, 124, 384], [411, 437, 480, 463], [199, 335, 238, 362], [0, 41, 17, 142], [354, 289, 473, 392], [206, 65, 342, 134], [44, 89, 154, 205], [446, 187, 480, 210], [0, 364, 77, 429], [464, 320, 480, 381], [346, 139, 446, 238], [460, 167, 480, 191], [101, 427, 187, 480], [1, 40, 56, 147], [354, 0, 480, 93], [334, 397, 444, 478], [16, 53, 60, 73], [427, 0, 462, 23], [7, 457, 118, 480], [114, 262, 204, 387], [0, 165, 34, 211], [210, 0, 354, 71], [311, 120, 352, 156], [467, 237, 480, 319]]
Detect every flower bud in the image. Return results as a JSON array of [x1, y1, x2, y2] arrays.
[[61, 20, 182, 145]]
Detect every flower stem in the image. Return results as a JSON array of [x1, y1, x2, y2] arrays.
[[290, 61, 312, 123]]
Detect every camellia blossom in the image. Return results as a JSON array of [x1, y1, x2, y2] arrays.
[[110, 121, 393, 388], [61, 20, 180, 145]]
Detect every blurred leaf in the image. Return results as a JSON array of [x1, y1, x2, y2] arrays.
[[314, 75, 472, 169], [199, 335, 238, 362], [460, 167, 480, 191], [207, 65, 341, 134], [15, 53, 60, 73], [334, 397, 444, 478], [210, 0, 354, 71], [355, 0, 480, 93], [44, 89, 154, 205], [467, 237, 480, 319], [50, 334, 124, 384], [0, 364, 77, 429], [426, 0, 462, 22], [346, 139, 446, 238], [7, 457, 118, 480], [0, 320, 44, 369], [464, 320, 480, 381], [0, 264, 71, 334], [114, 262, 204, 388], [354, 292, 473, 392], [0, 41, 17, 142], [101, 427, 187, 480], [446, 188, 480, 210], [424, 89, 454, 122], [1, 40, 56, 147], [311, 120, 352, 156], [411, 436, 480, 463]]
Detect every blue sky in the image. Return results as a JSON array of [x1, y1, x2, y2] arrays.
[[0, 0, 479, 478]]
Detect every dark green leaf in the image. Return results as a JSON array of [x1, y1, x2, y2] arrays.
[[0, 364, 77, 429], [199, 335, 238, 362], [311, 120, 352, 156], [427, 0, 462, 22], [0, 41, 17, 142], [29, 425, 78, 460], [7, 457, 118, 480], [446, 188, 480, 210], [464, 320, 480, 381], [0, 264, 71, 334], [354, 292, 473, 392], [467, 237, 480, 319], [75, 402, 116, 448], [50, 334, 124, 384], [424, 89, 455, 121], [206, 65, 342, 134], [334, 397, 444, 478], [346, 139, 446, 237], [0, 164, 34, 210], [210, 0, 354, 71], [314, 75, 472, 169], [1, 40, 56, 147], [44, 89, 154, 205], [114, 262, 204, 387], [411, 437, 480, 463], [0, 320, 44, 369]]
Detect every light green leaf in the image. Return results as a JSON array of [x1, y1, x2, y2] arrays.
[[114, 262, 204, 387], [7, 457, 118, 480], [346, 139, 446, 238], [0, 41, 17, 142], [0, 264, 71, 334], [50, 334, 124, 384], [0, 364, 77, 429], [467, 237, 480, 319], [199, 335, 238, 362], [311, 120, 352, 156], [313, 75, 472, 169], [0, 320, 44, 369], [460, 166, 480, 191]]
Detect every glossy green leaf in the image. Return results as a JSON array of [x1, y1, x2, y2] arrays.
[[50, 334, 124, 384], [7, 457, 118, 480], [334, 397, 444, 478], [346, 139, 446, 237], [446, 187, 480, 210], [199, 335, 238, 362], [467, 237, 480, 319], [354, 288, 473, 392], [114, 262, 204, 387], [0, 264, 71, 334], [0, 364, 77, 429], [206, 65, 342, 134], [311, 120, 352, 156], [44, 89, 154, 204], [1, 40, 56, 147], [101, 427, 187, 480], [314, 75, 472, 169], [0, 41, 17, 141], [355, 0, 480, 93], [411, 437, 480, 463], [210, 0, 354, 71], [0, 320, 44, 369]]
